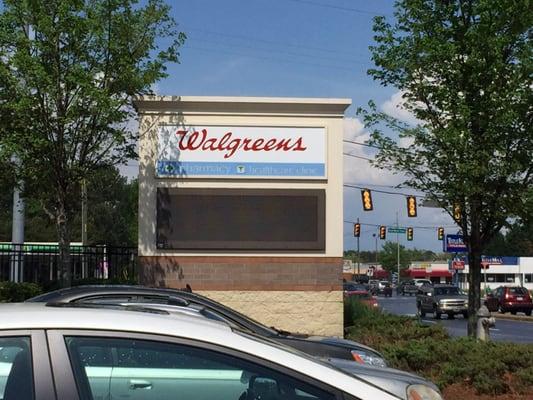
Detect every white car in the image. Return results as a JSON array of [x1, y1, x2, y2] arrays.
[[0, 303, 442, 400]]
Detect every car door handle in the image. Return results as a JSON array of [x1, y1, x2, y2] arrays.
[[129, 379, 153, 390]]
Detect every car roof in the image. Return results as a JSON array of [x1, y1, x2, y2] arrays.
[[0, 303, 396, 400], [27, 285, 191, 302]]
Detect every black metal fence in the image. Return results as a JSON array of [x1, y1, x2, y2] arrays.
[[0, 243, 138, 285]]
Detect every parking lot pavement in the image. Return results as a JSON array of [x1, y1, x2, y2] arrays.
[[377, 293, 533, 344]]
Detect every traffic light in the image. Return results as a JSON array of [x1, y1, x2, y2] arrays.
[[379, 226, 386, 240], [361, 189, 373, 211], [453, 203, 461, 222], [353, 223, 361, 237], [438, 227, 444, 240], [406, 196, 417, 217], [407, 227, 413, 241]]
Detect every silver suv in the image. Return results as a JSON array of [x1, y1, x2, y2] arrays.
[[0, 303, 443, 400]]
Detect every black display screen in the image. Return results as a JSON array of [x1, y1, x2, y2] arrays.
[[156, 188, 325, 250]]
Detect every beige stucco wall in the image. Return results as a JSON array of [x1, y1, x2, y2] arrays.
[[198, 290, 344, 337], [136, 96, 347, 259]]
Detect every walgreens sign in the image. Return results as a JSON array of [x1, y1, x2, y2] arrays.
[[157, 126, 326, 178]]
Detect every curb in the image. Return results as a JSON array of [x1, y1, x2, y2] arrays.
[[491, 313, 533, 323]]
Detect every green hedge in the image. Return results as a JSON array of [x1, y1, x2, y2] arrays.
[[1, 278, 139, 302], [344, 298, 533, 395], [0, 282, 43, 302]]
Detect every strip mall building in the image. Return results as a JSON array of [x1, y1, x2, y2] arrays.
[[134, 96, 350, 336]]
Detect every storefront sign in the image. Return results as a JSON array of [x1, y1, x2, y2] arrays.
[[444, 234, 468, 252], [157, 126, 326, 178], [451, 260, 465, 270], [481, 256, 518, 265]]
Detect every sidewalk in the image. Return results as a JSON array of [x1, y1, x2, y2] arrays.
[[491, 312, 533, 322]]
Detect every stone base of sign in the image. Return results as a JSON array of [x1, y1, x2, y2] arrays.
[[139, 256, 344, 336], [198, 290, 343, 337]]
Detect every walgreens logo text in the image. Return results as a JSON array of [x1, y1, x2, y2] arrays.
[[176, 129, 307, 159]]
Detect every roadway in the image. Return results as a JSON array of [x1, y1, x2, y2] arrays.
[[377, 293, 533, 344]]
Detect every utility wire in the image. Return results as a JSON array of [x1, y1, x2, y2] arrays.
[[283, 0, 391, 16], [183, 45, 362, 72], [344, 220, 457, 230], [188, 37, 370, 65], [343, 139, 381, 149], [343, 153, 374, 162], [344, 183, 410, 196], [186, 27, 368, 59]]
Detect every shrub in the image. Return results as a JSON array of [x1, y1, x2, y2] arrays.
[[0, 281, 43, 302], [344, 298, 533, 395], [42, 277, 138, 292]]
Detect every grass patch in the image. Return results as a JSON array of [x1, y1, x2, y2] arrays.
[[344, 298, 533, 395]]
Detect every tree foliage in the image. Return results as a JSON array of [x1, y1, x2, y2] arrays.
[[360, 0, 532, 335], [0, 0, 185, 285], [0, 167, 138, 246]]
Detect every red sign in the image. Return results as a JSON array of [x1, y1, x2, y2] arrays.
[[452, 260, 465, 270]]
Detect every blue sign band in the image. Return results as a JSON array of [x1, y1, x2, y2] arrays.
[[156, 161, 326, 177]]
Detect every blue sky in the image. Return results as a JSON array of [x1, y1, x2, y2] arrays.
[[125, 0, 458, 253]]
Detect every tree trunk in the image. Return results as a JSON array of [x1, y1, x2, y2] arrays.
[[467, 245, 482, 337], [56, 202, 72, 288]]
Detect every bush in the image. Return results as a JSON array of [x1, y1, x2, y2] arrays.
[[0, 281, 43, 302], [344, 298, 533, 395], [42, 277, 139, 292]]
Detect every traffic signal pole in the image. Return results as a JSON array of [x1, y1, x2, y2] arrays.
[[396, 211, 400, 284], [357, 218, 360, 277]]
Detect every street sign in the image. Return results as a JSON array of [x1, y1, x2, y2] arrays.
[[388, 227, 406, 234], [452, 260, 465, 270]]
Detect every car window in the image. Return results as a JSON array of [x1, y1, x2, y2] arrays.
[[434, 287, 459, 296], [0, 337, 34, 400], [65, 337, 335, 400], [509, 287, 528, 295]]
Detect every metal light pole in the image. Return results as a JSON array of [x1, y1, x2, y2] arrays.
[[373, 233, 378, 263], [10, 182, 25, 282]]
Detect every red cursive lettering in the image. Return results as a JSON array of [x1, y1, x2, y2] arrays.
[[175, 129, 308, 158]]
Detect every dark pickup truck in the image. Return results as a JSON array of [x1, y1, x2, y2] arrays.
[[416, 284, 468, 319]]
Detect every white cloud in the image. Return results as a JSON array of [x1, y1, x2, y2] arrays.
[[343, 117, 402, 186], [381, 90, 421, 126]]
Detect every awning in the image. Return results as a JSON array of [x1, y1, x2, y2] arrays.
[[407, 269, 452, 278], [373, 269, 389, 278]]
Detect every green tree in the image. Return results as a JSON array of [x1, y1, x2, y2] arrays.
[[0, 166, 139, 246], [0, 0, 185, 286], [378, 241, 411, 273], [361, 0, 532, 335]]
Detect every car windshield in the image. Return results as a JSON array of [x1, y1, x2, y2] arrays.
[[434, 287, 460, 296]]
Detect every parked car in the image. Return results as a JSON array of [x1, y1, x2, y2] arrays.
[[413, 279, 432, 288], [416, 284, 468, 319], [365, 280, 378, 295], [485, 286, 533, 316], [327, 358, 442, 400], [397, 280, 419, 296], [0, 302, 446, 400], [377, 281, 393, 297], [29, 285, 387, 367], [343, 281, 369, 296]]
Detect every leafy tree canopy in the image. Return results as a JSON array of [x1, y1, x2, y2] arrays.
[[359, 0, 532, 335], [0, 0, 184, 285]]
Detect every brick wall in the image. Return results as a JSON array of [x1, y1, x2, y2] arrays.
[[139, 256, 343, 291]]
